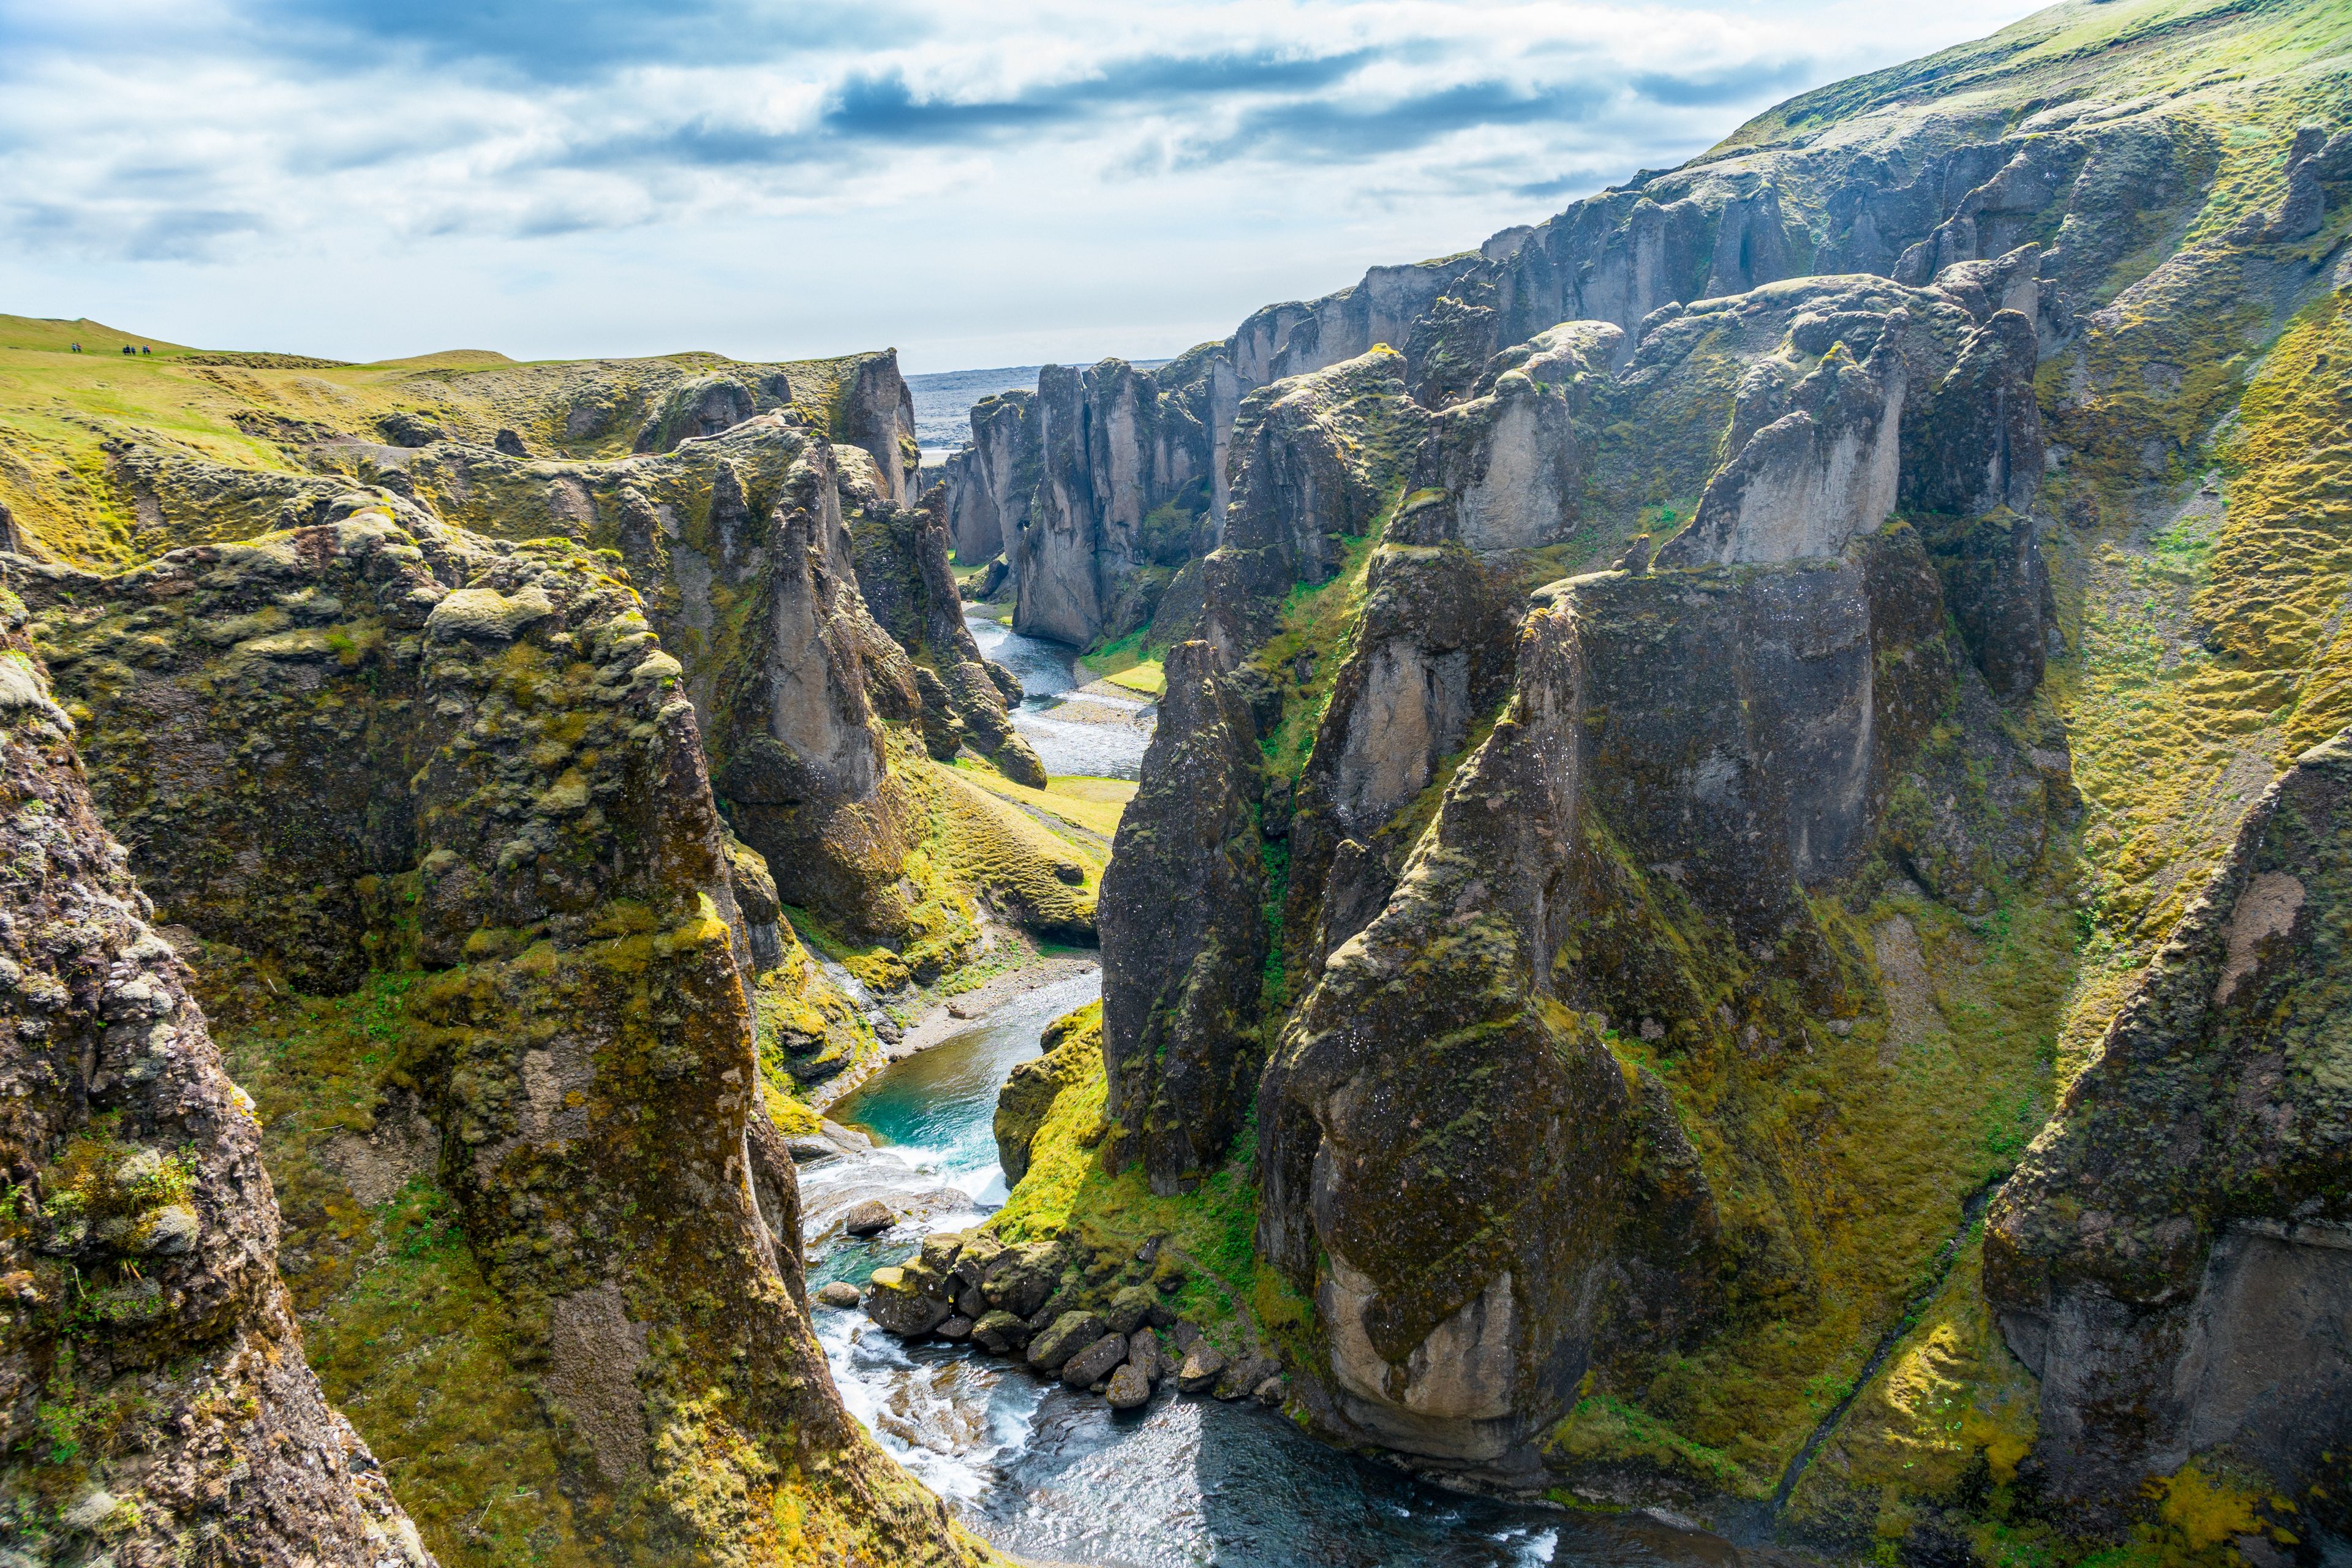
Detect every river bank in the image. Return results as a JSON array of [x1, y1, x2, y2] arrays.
[[794, 967, 1765, 1568]]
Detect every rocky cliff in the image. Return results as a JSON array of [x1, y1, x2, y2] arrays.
[[0, 335, 1041, 1561], [4, 503, 988, 1564], [1039, 0, 2352, 1559], [0, 590, 433, 1566]]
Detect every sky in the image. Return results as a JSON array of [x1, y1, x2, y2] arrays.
[[0, 0, 2049, 372]]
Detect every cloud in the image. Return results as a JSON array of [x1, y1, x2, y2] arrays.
[[1631, 58, 1815, 107], [0, 0, 2052, 360], [127, 208, 265, 261], [1189, 78, 1615, 165], [250, 0, 916, 83]]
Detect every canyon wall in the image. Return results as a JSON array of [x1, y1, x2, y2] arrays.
[[1059, 3, 2352, 1558]]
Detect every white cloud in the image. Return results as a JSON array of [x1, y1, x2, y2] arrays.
[[0, 0, 2049, 368]]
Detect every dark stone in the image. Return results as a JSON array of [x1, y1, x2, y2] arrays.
[[1098, 643, 1269, 1194], [971, 1310, 1031, 1355], [1027, 1311, 1108, 1371], [1060, 1333, 1130, 1389]]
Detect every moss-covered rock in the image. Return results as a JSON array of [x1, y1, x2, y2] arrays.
[[1986, 726, 2352, 1536], [6, 503, 986, 1565], [0, 594, 431, 1566], [1099, 644, 1268, 1194]]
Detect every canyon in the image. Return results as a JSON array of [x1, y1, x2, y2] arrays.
[[0, 0, 2346, 1564]]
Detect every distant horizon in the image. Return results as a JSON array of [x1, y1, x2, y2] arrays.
[[0, 0, 2051, 371]]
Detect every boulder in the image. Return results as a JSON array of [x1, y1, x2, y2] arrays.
[[971, 1310, 1031, 1355], [937, 1316, 974, 1341], [1104, 1284, 1159, 1336], [1175, 1344, 1226, 1395], [864, 1267, 951, 1338], [1061, 1333, 1131, 1389], [1253, 1376, 1287, 1408], [815, 1282, 862, 1310], [1128, 1328, 1163, 1384], [1216, 1354, 1279, 1401], [981, 1241, 1062, 1317], [842, 1199, 894, 1237], [1105, 1362, 1153, 1409], [1026, 1310, 1107, 1371]]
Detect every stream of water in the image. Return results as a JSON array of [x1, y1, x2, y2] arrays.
[[794, 971, 1750, 1568], [966, 612, 1154, 781]]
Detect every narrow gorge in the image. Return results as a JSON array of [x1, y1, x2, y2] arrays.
[[0, 0, 2348, 1564]]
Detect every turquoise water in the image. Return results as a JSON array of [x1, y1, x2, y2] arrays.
[[802, 971, 1751, 1568]]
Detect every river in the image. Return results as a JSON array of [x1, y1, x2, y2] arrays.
[[794, 971, 1751, 1568], [966, 611, 1155, 782]]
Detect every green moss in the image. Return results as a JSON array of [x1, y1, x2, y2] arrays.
[[990, 1003, 1282, 1354], [1252, 525, 1384, 787], [206, 971, 593, 1568]]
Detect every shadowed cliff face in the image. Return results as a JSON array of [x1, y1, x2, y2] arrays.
[[0, 589, 434, 1566], [1986, 728, 2352, 1534], [7, 505, 985, 1564], [1097, 643, 1268, 1195], [846, 467, 1047, 788]]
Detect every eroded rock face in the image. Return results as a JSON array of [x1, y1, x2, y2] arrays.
[[1204, 349, 1427, 662], [1258, 601, 1667, 1472], [0, 589, 431, 1568], [847, 478, 1048, 786], [633, 374, 758, 454], [1986, 729, 2352, 1534], [1098, 644, 1267, 1193], [1901, 307, 2044, 519], [1281, 493, 1523, 973], [1006, 356, 1231, 647], [1655, 324, 1910, 568], [835, 349, 921, 506], [12, 504, 981, 1563]]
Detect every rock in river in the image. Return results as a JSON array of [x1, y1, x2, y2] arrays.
[[815, 1281, 862, 1310], [843, 1199, 895, 1237], [1175, 1344, 1226, 1394], [1106, 1362, 1153, 1410], [865, 1266, 951, 1337], [1061, 1333, 1131, 1389], [1027, 1310, 1107, 1371]]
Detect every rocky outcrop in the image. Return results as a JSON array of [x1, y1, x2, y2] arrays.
[[633, 373, 759, 453], [10, 502, 982, 1563], [943, 391, 1035, 565], [1654, 321, 1910, 568], [831, 350, 921, 506], [994, 1006, 1101, 1187], [1098, 644, 1268, 1193], [1280, 492, 1523, 973], [1257, 597, 1701, 1472], [0, 590, 431, 1567], [1901, 307, 2043, 519], [1408, 321, 1617, 554], [845, 475, 1048, 786], [1203, 349, 1426, 662], [1003, 356, 1233, 647], [1985, 728, 2352, 1534]]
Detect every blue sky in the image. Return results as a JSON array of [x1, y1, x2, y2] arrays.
[[0, 0, 2046, 371]]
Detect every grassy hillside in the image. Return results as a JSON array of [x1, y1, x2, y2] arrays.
[[0, 314, 877, 566]]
